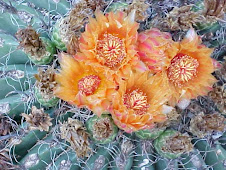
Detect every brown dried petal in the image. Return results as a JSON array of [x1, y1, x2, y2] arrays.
[[190, 112, 226, 138], [0, 116, 12, 136], [92, 117, 113, 140], [0, 149, 18, 169], [125, 0, 150, 22], [22, 106, 52, 132], [35, 67, 57, 100], [203, 0, 226, 19], [208, 84, 226, 114], [162, 133, 193, 154], [15, 26, 46, 58], [60, 118, 91, 158]]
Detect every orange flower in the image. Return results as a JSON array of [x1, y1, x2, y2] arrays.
[[163, 29, 217, 105], [76, 10, 146, 82], [137, 28, 178, 73], [111, 71, 171, 133], [54, 53, 116, 116]]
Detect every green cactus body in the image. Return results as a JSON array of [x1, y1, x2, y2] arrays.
[[86, 114, 118, 144], [0, 34, 29, 65], [154, 130, 185, 159], [51, 21, 67, 51], [20, 134, 67, 170], [0, 64, 37, 99], [135, 127, 166, 140], [110, 140, 134, 170], [47, 150, 80, 170], [0, 92, 39, 119], [27, 37, 56, 65], [191, 0, 221, 35], [154, 159, 178, 170], [106, 2, 128, 12], [180, 150, 207, 169], [12, 124, 48, 162], [85, 144, 114, 170], [34, 87, 59, 108], [193, 139, 226, 170], [133, 140, 155, 170]]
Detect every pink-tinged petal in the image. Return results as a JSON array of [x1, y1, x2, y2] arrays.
[[139, 41, 153, 51], [212, 58, 221, 70], [134, 61, 148, 72], [121, 124, 127, 128]]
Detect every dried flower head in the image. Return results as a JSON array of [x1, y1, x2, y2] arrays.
[[215, 60, 226, 82], [57, 1, 92, 53], [0, 116, 12, 136], [151, 5, 202, 31], [162, 133, 193, 154], [159, 108, 181, 127], [21, 106, 52, 131], [84, 0, 107, 11], [34, 67, 57, 100], [92, 117, 114, 141], [60, 118, 91, 158], [202, 0, 226, 22], [0, 149, 18, 169], [186, 100, 206, 115], [190, 112, 226, 138], [125, 0, 150, 22], [16, 26, 46, 59], [208, 83, 226, 114]]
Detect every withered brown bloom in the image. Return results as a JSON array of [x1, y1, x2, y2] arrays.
[[34, 66, 57, 100], [0, 116, 12, 136], [57, 1, 93, 54], [203, 0, 226, 22], [92, 117, 114, 141], [162, 133, 193, 154], [151, 5, 201, 31], [21, 106, 52, 132], [190, 112, 226, 138], [60, 118, 91, 158], [0, 149, 18, 170], [208, 83, 226, 114], [15, 26, 46, 59], [125, 0, 150, 22]]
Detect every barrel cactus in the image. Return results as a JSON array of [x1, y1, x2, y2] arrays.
[[0, 0, 225, 170]]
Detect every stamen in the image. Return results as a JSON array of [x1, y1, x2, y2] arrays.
[[78, 75, 101, 96], [96, 33, 126, 68], [167, 54, 199, 86], [124, 89, 149, 115]]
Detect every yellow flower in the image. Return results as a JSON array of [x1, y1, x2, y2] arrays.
[[54, 53, 116, 116], [111, 71, 171, 133], [76, 10, 146, 82], [164, 29, 217, 105]]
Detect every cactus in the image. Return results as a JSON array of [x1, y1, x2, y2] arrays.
[[0, 0, 225, 170]]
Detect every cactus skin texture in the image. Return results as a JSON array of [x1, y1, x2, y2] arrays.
[[135, 127, 166, 140], [0, 1, 225, 170], [35, 87, 59, 107], [51, 21, 67, 51]]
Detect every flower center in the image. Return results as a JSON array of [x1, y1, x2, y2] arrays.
[[78, 75, 101, 96], [167, 54, 199, 86], [96, 33, 126, 68], [123, 89, 150, 115]]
